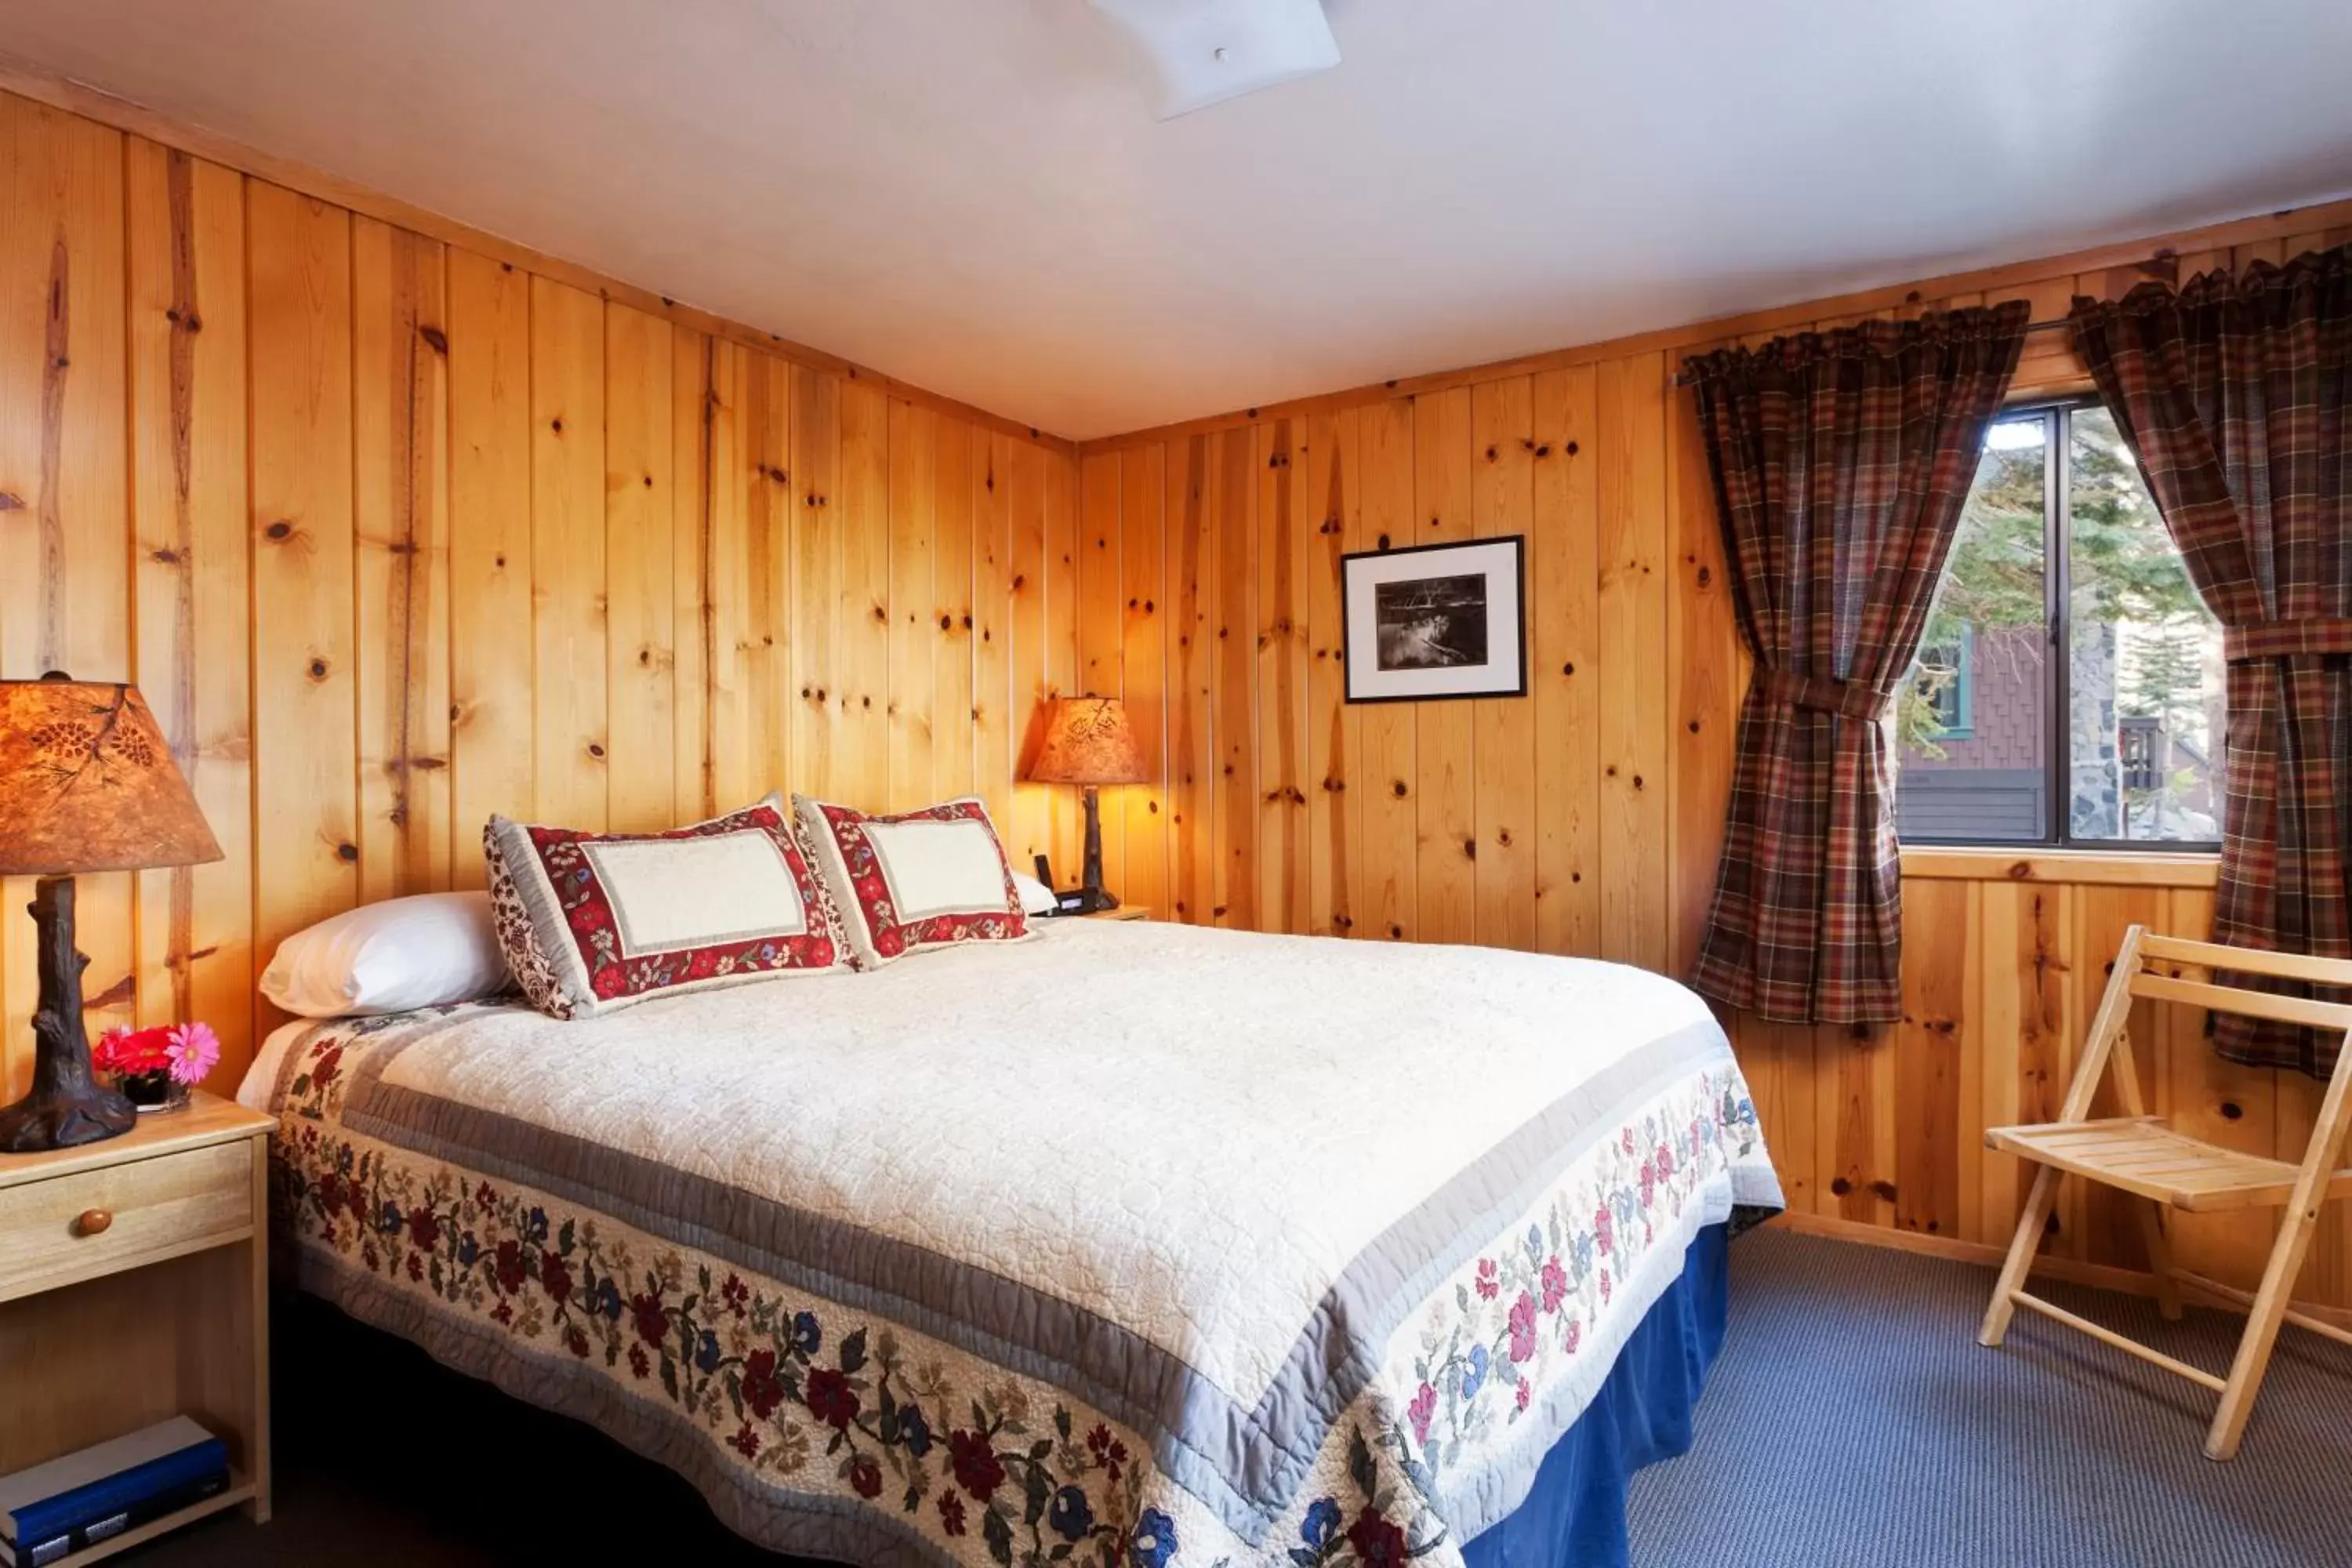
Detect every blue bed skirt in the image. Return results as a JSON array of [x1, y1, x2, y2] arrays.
[[1461, 1221, 1729, 1568]]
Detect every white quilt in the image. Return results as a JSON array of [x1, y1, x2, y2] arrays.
[[251, 919, 1778, 1568]]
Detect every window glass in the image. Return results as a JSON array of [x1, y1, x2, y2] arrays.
[[1892, 401, 2220, 849], [1894, 414, 2049, 842], [2065, 405, 2224, 842]]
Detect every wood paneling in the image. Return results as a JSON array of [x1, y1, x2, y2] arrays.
[[2, 98, 132, 1066], [1042, 448, 1082, 879], [1165, 436, 1215, 925], [603, 303, 676, 833], [14, 75, 2352, 1316], [1356, 401, 1417, 943], [1006, 438, 1051, 871], [1301, 412, 1354, 940], [1074, 198, 2352, 1312], [125, 144, 249, 1052], [0, 88, 1076, 1101], [528, 276, 607, 829], [1596, 352, 1670, 972], [1257, 420, 1308, 934], [1251, 416, 1308, 931], [887, 399, 938, 812], [1532, 367, 1599, 958], [733, 348, 789, 809], [352, 218, 450, 896], [668, 329, 713, 821], [1074, 449, 1126, 890], [446, 249, 532, 889], [973, 433, 1013, 833], [1118, 444, 1168, 918], [931, 421, 976, 803], [1212, 430, 1256, 930], [1411, 388, 1475, 947], [1469, 379, 1535, 952], [247, 182, 355, 1008], [836, 382, 890, 811], [1667, 347, 1741, 977]]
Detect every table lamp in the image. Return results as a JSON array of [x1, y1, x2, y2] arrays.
[[0, 676, 223, 1151], [1027, 696, 1145, 914]]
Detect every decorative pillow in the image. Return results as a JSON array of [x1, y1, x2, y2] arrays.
[[260, 891, 513, 1018], [793, 794, 1031, 967], [484, 796, 846, 1018]]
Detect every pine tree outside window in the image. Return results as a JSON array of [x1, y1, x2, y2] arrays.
[[1893, 399, 2223, 848]]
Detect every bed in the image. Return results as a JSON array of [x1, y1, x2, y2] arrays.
[[239, 917, 1780, 1568]]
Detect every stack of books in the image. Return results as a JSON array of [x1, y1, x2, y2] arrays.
[[0, 1418, 228, 1566]]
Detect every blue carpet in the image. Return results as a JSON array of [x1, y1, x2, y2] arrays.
[[1626, 1229, 2352, 1568]]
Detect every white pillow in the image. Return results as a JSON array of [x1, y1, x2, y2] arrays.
[[1012, 871, 1058, 916], [261, 891, 513, 1018]]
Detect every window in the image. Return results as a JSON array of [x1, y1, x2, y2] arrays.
[[1911, 624, 1976, 740], [1893, 400, 2223, 848]]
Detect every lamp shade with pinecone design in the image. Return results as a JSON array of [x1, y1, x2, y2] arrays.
[[0, 678, 223, 877], [1029, 697, 1147, 786], [0, 677, 223, 1150]]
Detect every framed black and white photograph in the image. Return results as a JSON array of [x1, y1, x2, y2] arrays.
[[1341, 535, 1526, 703]]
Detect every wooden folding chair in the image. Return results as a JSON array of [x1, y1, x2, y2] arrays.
[[1978, 924, 2352, 1460]]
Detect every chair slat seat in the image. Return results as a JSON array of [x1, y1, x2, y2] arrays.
[[1988, 1117, 2352, 1211], [1978, 923, 2352, 1461]]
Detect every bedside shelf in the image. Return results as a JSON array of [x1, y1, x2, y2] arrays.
[[45, 1467, 256, 1566], [0, 1090, 274, 1546]]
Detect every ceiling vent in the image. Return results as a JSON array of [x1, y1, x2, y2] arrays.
[[1090, 0, 1341, 121]]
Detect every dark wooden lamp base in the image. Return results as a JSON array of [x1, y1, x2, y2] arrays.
[[0, 875, 135, 1152], [1069, 786, 1120, 915]]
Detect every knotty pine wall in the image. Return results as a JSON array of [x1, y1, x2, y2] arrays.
[[1076, 199, 2352, 1310], [9, 71, 2352, 1312], [0, 89, 1086, 1098]]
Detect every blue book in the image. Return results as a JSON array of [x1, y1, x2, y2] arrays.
[[12, 1439, 226, 1548], [10, 1468, 229, 1566], [0, 1418, 223, 1552]]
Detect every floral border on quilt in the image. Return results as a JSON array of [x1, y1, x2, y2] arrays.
[[1385, 1069, 1762, 1512], [268, 1022, 1762, 1568]]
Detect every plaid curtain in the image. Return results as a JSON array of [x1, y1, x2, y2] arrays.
[[1682, 303, 2030, 1025], [2071, 243, 2352, 1076]]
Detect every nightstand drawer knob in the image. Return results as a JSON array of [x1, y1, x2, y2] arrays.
[[74, 1207, 114, 1237]]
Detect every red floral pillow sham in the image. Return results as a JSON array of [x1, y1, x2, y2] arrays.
[[793, 794, 1031, 969], [484, 796, 846, 1019]]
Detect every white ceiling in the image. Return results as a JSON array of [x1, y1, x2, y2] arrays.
[[12, 1, 2352, 440]]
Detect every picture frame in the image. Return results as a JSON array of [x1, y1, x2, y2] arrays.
[[1341, 535, 1527, 704]]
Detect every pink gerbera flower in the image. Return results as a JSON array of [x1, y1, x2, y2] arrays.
[[165, 1021, 220, 1085]]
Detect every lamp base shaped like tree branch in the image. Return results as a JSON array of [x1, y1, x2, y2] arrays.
[[1069, 785, 1120, 915], [0, 876, 135, 1152]]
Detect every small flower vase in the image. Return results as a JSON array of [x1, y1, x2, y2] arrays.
[[117, 1069, 190, 1115]]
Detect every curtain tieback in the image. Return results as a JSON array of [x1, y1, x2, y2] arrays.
[[1758, 667, 1891, 721], [2224, 619, 2352, 662]]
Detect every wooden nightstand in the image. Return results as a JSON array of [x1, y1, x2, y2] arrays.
[[1082, 906, 1150, 921], [0, 1090, 273, 1555]]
